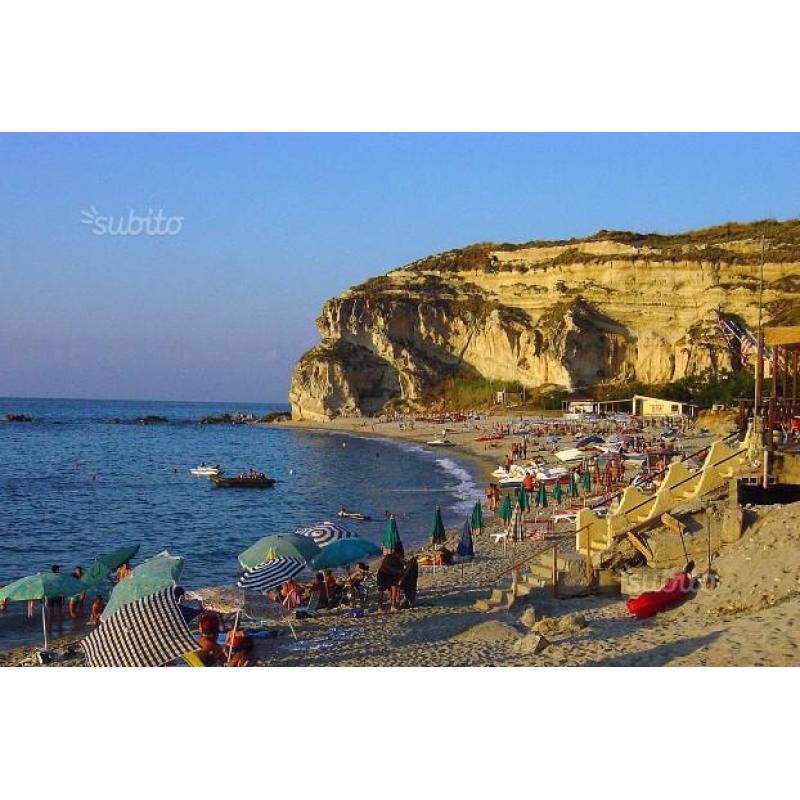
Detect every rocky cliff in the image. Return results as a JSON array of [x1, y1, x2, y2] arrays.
[[289, 220, 800, 420]]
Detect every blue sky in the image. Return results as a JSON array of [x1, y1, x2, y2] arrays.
[[1, 133, 799, 402]]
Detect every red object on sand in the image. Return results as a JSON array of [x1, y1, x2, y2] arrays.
[[626, 571, 693, 619]]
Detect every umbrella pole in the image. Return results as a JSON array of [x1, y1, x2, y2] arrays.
[[41, 600, 48, 650], [227, 609, 240, 664]]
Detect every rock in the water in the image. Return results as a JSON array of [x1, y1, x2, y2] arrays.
[[513, 633, 550, 655]]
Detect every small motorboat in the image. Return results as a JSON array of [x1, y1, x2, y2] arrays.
[[337, 509, 370, 521], [190, 463, 222, 476], [210, 474, 275, 488], [426, 438, 454, 447]]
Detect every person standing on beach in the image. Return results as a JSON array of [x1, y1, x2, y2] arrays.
[[377, 549, 405, 612]]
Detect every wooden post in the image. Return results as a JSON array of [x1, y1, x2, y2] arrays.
[[769, 344, 779, 453], [511, 568, 519, 602], [552, 545, 558, 598], [586, 525, 593, 591], [755, 330, 764, 417]]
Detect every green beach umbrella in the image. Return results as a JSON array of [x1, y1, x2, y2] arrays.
[[80, 544, 141, 590], [497, 494, 512, 523], [517, 485, 530, 513], [382, 514, 403, 553], [310, 538, 381, 570], [239, 533, 320, 569], [430, 506, 446, 546], [569, 472, 579, 498], [471, 502, 484, 532], [0, 571, 87, 648], [536, 483, 548, 508], [551, 481, 563, 503], [101, 551, 184, 620], [581, 470, 592, 492]]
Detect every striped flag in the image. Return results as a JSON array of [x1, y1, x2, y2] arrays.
[[80, 587, 198, 667]]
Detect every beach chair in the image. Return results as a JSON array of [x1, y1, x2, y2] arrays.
[[242, 594, 298, 640], [295, 589, 320, 619], [491, 528, 509, 545]]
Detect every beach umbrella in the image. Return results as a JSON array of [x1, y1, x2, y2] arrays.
[[101, 551, 184, 620], [510, 505, 525, 542], [239, 533, 320, 569], [295, 521, 358, 547], [382, 514, 403, 554], [310, 538, 381, 570], [568, 472, 579, 498], [517, 486, 530, 513], [81, 587, 198, 667], [457, 519, 474, 559], [0, 571, 88, 648], [536, 483, 548, 508], [581, 470, 592, 492], [237, 557, 306, 593], [80, 544, 141, 590], [497, 494, 512, 523], [551, 481, 563, 503], [430, 506, 446, 546], [471, 502, 484, 532]]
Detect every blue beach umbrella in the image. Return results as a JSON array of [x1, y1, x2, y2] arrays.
[[457, 519, 474, 558], [310, 538, 381, 570]]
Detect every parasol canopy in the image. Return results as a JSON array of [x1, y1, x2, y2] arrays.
[[80, 544, 141, 590], [430, 506, 446, 546], [296, 521, 358, 547], [239, 533, 320, 569], [497, 494, 512, 523], [471, 502, 484, 531], [101, 551, 184, 620], [310, 538, 381, 570], [382, 514, 403, 553], [237, 557, 306, 593], [457, 519, 474, 558]]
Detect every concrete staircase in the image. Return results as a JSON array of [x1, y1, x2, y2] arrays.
[[575, 430, 754, 567], [474, 549, 590, 611]]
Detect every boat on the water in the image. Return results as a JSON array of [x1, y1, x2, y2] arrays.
[[210, 474, 275, 488], [337, 508, 370, 521], [190, 463, 222, 476]]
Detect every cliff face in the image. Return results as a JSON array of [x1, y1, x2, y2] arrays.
[[289, 221, 800, 420]]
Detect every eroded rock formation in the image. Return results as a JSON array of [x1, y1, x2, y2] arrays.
[[290, 221, 800, 420]]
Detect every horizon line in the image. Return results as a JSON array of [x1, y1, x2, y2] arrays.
[[0, 394, 290, 406]]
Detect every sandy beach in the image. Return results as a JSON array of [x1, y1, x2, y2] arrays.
[[5, 411, 798, 668]]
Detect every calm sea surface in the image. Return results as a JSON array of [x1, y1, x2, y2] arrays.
[[0, 398, 480, 648]]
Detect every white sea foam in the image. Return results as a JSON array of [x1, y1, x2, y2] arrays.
[[435, 456, 480, 515]]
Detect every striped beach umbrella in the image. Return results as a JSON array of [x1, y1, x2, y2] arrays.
[[510, 505, 525, 542], [81, 587, 198, 667], [239, 534, 320, 569], [430, 506, 446, 546], [382, 514, 403, 554], [237, 557, 306, 593], [497, 494, 512, 523], [471, 502, 484, 532], [296, 521, 358, 547]]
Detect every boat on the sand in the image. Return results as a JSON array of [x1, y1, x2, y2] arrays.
[[426, 438, 455, 446], [210, 474, 275, 488]]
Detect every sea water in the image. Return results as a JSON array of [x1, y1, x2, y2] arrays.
[[0, 398, 480, 648]]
